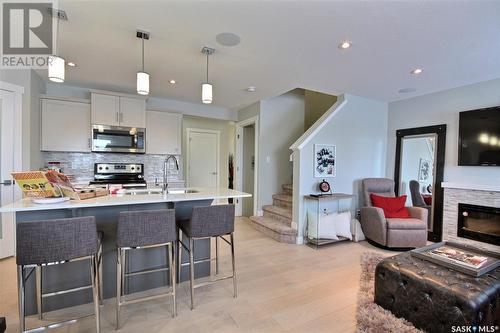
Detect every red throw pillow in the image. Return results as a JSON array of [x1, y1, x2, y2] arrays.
[[422, 195, 432, 205], [370, 194, 411, 218]]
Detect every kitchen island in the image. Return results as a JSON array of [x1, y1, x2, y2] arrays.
[[0, 188, 250, 315]]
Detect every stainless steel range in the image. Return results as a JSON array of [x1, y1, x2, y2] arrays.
[[89, 163, 147, 189]]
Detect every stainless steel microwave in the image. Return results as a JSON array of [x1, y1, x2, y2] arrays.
[[91, 125, 145, 153]]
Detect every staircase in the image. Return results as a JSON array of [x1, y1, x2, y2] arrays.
[[250, 184, 297, 244]]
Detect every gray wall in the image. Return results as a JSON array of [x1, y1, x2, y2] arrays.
[[259, 90, 305, 211], [387, 78, 500, 187], [294, 94, 388, 240]]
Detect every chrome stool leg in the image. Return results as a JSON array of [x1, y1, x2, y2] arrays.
[[36, 265, 43, 320], [230, 233, 237, 298], [98, 243, 103, 305], [189, 237, 195, 310], [168, 242, 177, 317], [177, 228, 182, 283], [17, 266, 26, 333], [91, 255, 101, 333], [116, 248, 122, 330], [215, 236, 219, 275]]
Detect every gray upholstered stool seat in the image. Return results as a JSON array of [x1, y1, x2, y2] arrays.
[[16, 216, 101, 333], [115, 209, 177, 329], [177, 204, 237, 310]]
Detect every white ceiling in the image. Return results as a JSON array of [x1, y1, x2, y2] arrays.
[[53, 0, 500, 110]]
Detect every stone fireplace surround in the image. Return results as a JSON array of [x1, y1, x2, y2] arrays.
[[442, 182, 500, 253]]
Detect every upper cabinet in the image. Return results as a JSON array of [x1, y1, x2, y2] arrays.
[[91, 92, 145, 128], [146, 111, 182, 155], [119, 97, 146, 128], [41, 98, 91, 152]]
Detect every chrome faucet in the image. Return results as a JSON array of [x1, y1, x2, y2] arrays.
[[163, 155, 179, 193]]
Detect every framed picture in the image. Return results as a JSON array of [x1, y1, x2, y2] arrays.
[[314, 144, 336, 178], [418, 158, 431, 182]]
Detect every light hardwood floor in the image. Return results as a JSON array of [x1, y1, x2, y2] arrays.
[[0, 217, 393, 333]]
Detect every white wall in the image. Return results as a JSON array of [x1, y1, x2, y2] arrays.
[[294, 94, 388, 241], [258, 90, 304, 211], [387, 78, 500, 187]]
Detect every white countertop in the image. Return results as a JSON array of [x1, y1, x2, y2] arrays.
[[441, 182, 500, 192], [0, 188, 251, 213]]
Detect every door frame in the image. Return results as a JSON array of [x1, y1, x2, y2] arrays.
[[185, 128, 221, 188], [0, 81, 24, 258], [235, 116, 259, 217], [394, 124, 446, 243]]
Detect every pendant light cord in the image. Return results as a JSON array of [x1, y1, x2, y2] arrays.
[[55, 15, 60, 56], [206, 52, 209, 83], [141, 36, 145, 72]]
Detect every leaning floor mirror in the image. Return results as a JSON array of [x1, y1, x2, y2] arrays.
[[394, 125, 447, 242]]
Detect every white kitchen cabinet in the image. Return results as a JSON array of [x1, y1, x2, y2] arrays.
[[91, 92, 145, 128], [91, 93, 120, 126], [41, 99, 91, 152], [120, 97, 146, 128], [146, 111, 182, 154]]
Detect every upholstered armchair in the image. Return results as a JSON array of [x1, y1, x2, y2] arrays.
[[360, 178, 427, 248], [409, 180, 432, 228]]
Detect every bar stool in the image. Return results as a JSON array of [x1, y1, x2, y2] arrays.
[[16, 216, 101, 333], [177, 204, 236, 310], [35, 233, 103, 320], [116, 209, 177, 330]]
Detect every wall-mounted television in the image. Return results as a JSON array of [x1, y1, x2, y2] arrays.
[[458, 106, 500, 166]]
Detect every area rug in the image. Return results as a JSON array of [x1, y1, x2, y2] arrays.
[[356, 252, 423, 333]]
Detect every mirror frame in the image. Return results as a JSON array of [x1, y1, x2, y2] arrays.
[[394, 124, 447, 242]]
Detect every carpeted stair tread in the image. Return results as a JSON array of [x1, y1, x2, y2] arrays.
[[282, 184, 293, 192], [272, 194, 292, 202], [250, 216, 297, 235], [262, 205, 292, 219]]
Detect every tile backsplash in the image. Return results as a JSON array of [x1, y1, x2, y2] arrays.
[[41, 152, 183, 184]]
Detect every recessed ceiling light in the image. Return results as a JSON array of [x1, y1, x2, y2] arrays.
[[411, 68, 423, 75], [67, 61, 76, 67], [398, 88, 417, 94], [169, 79, 176, 85], [216, 32, 241, 47], [246, 86, 256, 92], [338, 40, 352, 49]]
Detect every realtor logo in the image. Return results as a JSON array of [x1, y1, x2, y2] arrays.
[[2, 2, 53, 55]]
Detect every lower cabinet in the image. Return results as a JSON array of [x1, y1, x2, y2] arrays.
[[146, 110, 182, 155], [41, 98, 91, 152]]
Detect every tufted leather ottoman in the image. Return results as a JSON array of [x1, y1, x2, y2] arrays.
[[375, 252, 500, 333]]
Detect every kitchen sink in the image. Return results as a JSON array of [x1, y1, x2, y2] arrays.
[[167, 188, 198, 194], [122, 188, 198, 195], [123, 188, 163, 195]]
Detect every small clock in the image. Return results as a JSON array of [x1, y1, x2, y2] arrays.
[[318, 179, 331, 194]]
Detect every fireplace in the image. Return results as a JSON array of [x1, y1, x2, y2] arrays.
[[457, 203, 500, 246]]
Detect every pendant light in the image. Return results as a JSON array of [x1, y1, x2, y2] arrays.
[[201, 47, 215, 104], [136, 30, 150, 95], [48, 10, 66, 83]]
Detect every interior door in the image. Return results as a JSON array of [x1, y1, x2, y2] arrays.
[[0, 90, 16, 259], [187, 130, 219, 188]]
